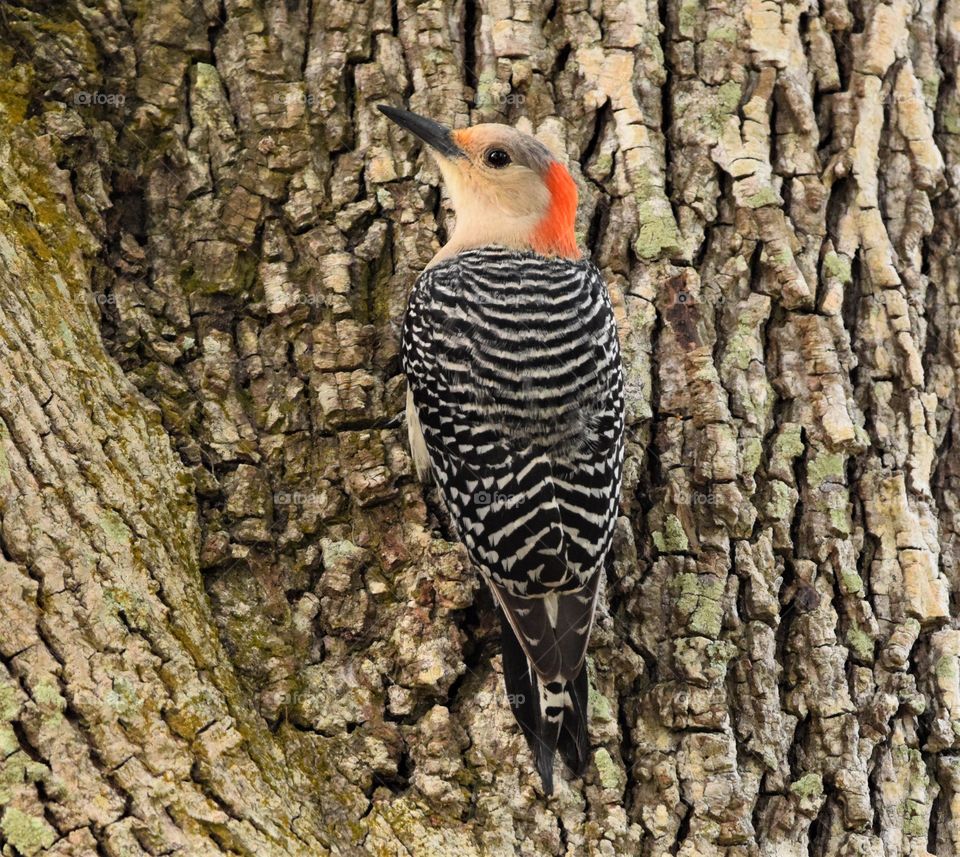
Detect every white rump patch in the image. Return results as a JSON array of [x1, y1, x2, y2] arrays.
[[406, 389, 432, 481]]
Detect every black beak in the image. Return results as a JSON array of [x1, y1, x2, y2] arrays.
[[378, 104, 465, 159]]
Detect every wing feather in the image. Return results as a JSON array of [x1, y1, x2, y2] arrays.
[[400, 250, 623, 597]]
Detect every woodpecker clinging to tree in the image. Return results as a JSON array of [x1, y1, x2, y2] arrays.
[[379, 104, 625, 794]]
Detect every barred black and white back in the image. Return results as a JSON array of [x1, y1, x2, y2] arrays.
[[401, 246, 625, 792]]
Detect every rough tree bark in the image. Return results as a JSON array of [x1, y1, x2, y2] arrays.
[[0, 0, 957, 855]]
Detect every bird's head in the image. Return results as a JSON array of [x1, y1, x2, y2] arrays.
[[379, 105, 580, 263]]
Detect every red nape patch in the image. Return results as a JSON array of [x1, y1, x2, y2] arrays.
[[531, 162, 581, 259]]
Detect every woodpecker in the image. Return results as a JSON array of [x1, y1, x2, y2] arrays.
[[379, 104, 625, 794]]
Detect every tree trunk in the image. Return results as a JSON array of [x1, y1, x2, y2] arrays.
[[0, 0, 957, 854]]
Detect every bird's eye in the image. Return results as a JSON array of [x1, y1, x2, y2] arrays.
[[484, 148, 511, 168]]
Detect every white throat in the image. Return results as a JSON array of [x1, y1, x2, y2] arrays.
[[427, 159, 551, 267]]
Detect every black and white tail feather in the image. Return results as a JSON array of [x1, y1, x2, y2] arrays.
[[496, 570, 601, 791], [401, 246, 625, 793]]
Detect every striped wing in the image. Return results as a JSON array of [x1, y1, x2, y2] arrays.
[[401, 247, 624, 679]]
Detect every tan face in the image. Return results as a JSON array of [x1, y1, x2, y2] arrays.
[[377, 106, 576, 263], [423, 124, 557, 258], [438, 124, 554, 222]]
